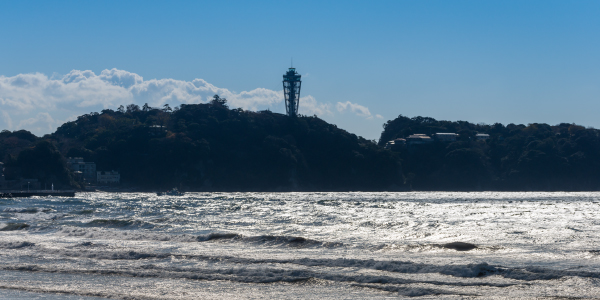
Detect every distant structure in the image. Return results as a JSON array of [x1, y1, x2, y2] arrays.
[[67, 157, 96, 183], [476, 133, 490, 141], [385, 138, 406, 150], [282, 67, 302, 117], [434, 133, 458, 142], [406, 134, 434, 145], [97, 171, 120, 184]]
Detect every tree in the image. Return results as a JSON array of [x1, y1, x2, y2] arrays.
[[210, 95, 228, 108], [4, 140, 79, 189], [126, 104, 140, 113], [163, 104, 172, 112]]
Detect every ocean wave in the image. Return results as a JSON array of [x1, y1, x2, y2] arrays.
[[0, 241, 35, 249], [0, 285, 115, 300], [57, 226, 342, 249], [242, 235, 343, 248], [8, 236, 595, 284], [67, 241, 101, 248], [58, 227, 197, 242], [438, 242, 477, 251], [27, 244, 574, 282], [71, 209, 95, 215], [2, 277, 458, 300], [351, 283, 466, 297], [195, 233, 344, 248], [0, 223, 30, 231], [373, 242, 503, 253], [196, 232, 242, 241], [84, 219, 154, 229], [0, 263, 515, 289], [2, 207, 40, 213]]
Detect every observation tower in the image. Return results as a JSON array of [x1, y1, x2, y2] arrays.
[[282, 67, 301, 117]]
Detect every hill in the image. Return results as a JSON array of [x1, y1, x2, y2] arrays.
[[380, 115, 600, 190], [6, 102, 600, 191], [33, 98, 403, 191]]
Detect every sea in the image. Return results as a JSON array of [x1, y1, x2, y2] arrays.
[[2, 192, 600, 299]]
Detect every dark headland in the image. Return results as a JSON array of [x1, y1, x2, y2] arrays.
[[2, 98, 600, 192]]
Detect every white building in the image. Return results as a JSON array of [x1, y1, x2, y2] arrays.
[[385, 138, 406, 149], [476, 133, 490, 141], [67, 157, 97, 182], [97, 171, 120, 184], [406, 134, 433, 145]]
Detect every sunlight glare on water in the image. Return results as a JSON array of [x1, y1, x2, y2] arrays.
[[1, 192, 600, 299]]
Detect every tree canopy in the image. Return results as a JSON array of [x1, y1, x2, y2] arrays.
[[380, 115, 600, 190], [5, 107, 600, 191], [46, 100, 402, 191]]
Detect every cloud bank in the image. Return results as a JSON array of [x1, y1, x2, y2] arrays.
[[336, 101, 373, 118], [0, 69, 377, 136]]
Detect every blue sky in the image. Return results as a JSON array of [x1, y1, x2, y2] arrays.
[[1, 1, 599, 140]]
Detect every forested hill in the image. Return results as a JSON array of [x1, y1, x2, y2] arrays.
[[6, 101, 600, 191], [44, 100, 401, 191], [380, 115, 600, 191]]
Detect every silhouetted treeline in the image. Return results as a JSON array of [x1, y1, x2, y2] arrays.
[[6, 104, 600, 191], [47, 99, 402, 191], [3, 140, 79, 189], [380, 115, 600, 190]]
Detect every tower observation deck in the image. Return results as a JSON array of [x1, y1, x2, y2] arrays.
[[283, 67, 301, 117]]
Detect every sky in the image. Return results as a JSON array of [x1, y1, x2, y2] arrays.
[[1, 1, 600, 140]]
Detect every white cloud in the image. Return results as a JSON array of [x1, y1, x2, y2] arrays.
[[1, 110, 12, 130], [99, 68, 143, 88], [336, 101, 373, 119], [376, 114, 384, 119], [17, 112, 57, 134], [0, 68, 290, 116], [0, 68, 378, 136], [299, 95, 333, 116]]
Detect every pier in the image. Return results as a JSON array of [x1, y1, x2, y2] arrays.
[[0, 190, 76, 198]]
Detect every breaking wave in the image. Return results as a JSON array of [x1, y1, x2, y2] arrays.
[[0, 223, 30, 231], [58, 227, 343, 249], [84, 219, 155, 229], [0, 241, 35, 249]]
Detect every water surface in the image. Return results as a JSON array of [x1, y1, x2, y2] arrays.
[[2, 192, 600, 299]]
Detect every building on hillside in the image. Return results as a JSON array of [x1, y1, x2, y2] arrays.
[[97, 171, 120, 184], [67, 157, 96, 183], [406, 134, 433, 145], [385, 138, 406, 150], [476, 133, 490, 141], [434, 133, 458, 142], [73, 171, 83, 182], [149, 125, 167, 135]]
